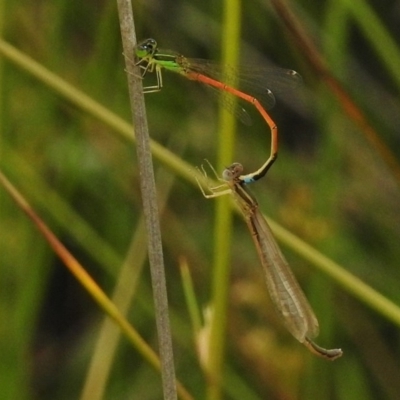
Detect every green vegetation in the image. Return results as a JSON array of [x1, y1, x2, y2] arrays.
[[1, 0, 400, 399]]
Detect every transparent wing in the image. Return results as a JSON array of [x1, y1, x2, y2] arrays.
[[185, 58, 302, 111], [246, 206, 319, 342]]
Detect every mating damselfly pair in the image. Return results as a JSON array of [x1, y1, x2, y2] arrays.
[[133, 38, 342, 360]]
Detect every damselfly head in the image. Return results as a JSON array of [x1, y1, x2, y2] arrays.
[[222, 163, 243, 181], [135, 38, 158, 58]]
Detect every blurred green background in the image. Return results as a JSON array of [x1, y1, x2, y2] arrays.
[[1, 0, 400, 399]]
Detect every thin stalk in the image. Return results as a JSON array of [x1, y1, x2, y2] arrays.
[[116, 2, 177, 400], [207, 1, 241, 400]]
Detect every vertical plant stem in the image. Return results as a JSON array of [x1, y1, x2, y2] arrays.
[[0, 0, 4, 158], [116, 2, 177, 400], [207, 1, 241, 399]]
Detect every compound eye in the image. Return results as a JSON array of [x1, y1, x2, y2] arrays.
[[136, 38, 158, 56], [222, 169, 233, 181], [230, 163, 243, 177], [144, 38, 157, 53], [135, 38, 157, 59]]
